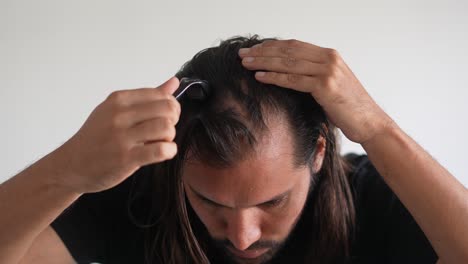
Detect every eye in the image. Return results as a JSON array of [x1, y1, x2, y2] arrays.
[[262, 196, 287, 208], [199, 196, 219, 207]]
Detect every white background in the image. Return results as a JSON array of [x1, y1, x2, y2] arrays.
[[1, 0, 467, 186]]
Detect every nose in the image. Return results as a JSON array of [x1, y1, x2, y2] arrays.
[[225, 209, 262, 251]]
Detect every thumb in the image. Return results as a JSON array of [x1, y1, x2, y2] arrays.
[[157, 77, 180, 95]]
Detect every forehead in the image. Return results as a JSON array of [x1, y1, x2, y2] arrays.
[[182, 116, 310, 207]]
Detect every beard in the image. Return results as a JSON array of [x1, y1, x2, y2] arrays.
[[210, 237, 286, 264], [186, 171, 316, 264]]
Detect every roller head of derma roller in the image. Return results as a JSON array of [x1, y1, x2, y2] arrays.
[[174, 77, 210, 101]]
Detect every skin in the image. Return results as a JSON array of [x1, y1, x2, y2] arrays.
[[0, 78, 181, 263], [182, 115, 326, 264], [238, 39, 468, 263], [1, 38, 466, 264]]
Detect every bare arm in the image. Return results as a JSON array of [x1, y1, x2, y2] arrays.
[[0, 149, 80, 263], [0, 77, 181, 263], [238, 39, 468, 263], [17, 227, 75, 264], [362, 123, 468, 263]]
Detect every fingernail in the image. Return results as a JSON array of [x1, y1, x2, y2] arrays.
[[244, 57, 254, 63], [239, 48, 250, 55], [256, 71, 266, 77]]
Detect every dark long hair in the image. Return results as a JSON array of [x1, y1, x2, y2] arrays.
[[130, 35, 355, 263]]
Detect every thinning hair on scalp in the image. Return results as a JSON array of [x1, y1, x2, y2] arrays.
[[129, 35, 356, 264]]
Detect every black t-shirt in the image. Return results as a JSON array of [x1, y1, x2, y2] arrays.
[[51, 154, 438, 263]]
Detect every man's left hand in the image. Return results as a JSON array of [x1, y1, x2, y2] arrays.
[[238, 39, 393, 144]]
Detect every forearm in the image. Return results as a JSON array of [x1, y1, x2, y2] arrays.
[[362, 121, 468, 263], [0, 148, 81, 263]]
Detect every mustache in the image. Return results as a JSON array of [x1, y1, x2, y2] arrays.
[[213, 238, 281, 251]]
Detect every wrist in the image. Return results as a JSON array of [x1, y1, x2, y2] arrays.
[[33, 146, 84, 197], [361, 118, 400, 151]]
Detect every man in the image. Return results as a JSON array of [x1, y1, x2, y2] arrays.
[[1, 36, 467, 264]]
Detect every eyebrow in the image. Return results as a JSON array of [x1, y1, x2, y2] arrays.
[[187, 184, 291, 209]]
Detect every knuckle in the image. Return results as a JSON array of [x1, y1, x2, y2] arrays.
[[159, 118, 176, 141], [157, 117, 175, 133], [107, 91, 127, 105], [283, 56, 298, 68], [280, 46, 293, 55], [144, 118, 174, 141], [272, 72, 284, 81], [167, 126, 176, 141], [156, 144, 167, 158], [165, 98, 181, 115], [161, 116, 173, 128], [161, 93, 174, 101], [251, 44, 264, 55], [286, 39, 301, 47], [262, 71, 276, 80], [154, 92, 174, 103], [322, 75, 336, 89], [326, 48, 340, 63], [261, 40, 274, 47], [287, 73, 301, 84], [155, 143, 175, 160]]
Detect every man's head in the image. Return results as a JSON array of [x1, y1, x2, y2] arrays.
[[182, 112, 326, 263], [145, 35, 355, 264]]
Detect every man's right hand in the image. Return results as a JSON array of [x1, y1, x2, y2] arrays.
[[50, 77, 181, 194]]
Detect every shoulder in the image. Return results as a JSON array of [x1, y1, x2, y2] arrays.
[[343, 153, 437, 262], [344, 153, 400, 237], [344, 153, 394, 210], [51, 164, 156, 263], [344, 153, 398, 235], [345, 153, 382, 188]]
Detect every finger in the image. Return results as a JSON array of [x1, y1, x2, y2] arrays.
[[241, 56, 327, 76], [129, 117, 176, 143], [131, 141, 178, 165], [260, 39, 323, 50], [157, 76, 180, 95], [107, 77, 179, 107], [239, 45, 328, 63], [254, 71, 320, 94], [125, 98, 181, 127]]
